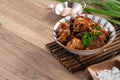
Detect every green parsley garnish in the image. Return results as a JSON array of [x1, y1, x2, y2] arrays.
[[82, 32, 96, 47], [95, 31, 102, 36], [93, 26, 101, 31], [82, 31, 102, 47]]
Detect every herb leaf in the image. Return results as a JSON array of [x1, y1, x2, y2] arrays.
[[82, 32, 96, 47], [93, 26, 101, 31], [95, 31, 102, 36], [82, 31, 102, 47]]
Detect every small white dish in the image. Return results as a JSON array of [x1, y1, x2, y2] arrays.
[[48, 1, 86, 17]]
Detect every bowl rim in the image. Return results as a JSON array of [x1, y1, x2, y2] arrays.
[[53, 14, 116, 52], [55, 1, 83, 8]]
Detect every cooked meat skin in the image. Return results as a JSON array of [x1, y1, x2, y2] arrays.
[[57, 22, 70, 36], [66, 37, 85, 49], [57, 22, 70, 43], [73, 16, 93, 33], [75, 31, 87, 39], [58, 28, 70, 43]]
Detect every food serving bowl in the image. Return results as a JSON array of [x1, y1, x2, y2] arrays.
[[87, 60, 120, 80], [53, 14, 116, 56]]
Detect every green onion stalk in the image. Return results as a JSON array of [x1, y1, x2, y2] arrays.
[[56, 0, 120, 26]]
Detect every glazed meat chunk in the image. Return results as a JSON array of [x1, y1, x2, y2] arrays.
[[73, 16, 92, 33], [57, 22, 70, 43], [66, 37, 85, 49]]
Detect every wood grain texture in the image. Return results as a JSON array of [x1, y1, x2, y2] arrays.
[[0, 0, 119, 80]]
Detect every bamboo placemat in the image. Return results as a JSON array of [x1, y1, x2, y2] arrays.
[[46, 26, 120, 73]]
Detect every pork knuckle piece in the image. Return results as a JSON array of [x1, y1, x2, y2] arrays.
[[66, 37, 85, 49], [57, 22, 70, 43], [73, 16, 92, 33]]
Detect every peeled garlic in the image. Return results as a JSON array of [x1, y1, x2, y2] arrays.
[[60, 8, 77, 16]]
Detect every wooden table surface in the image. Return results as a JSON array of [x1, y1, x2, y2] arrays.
[[0, 0, 119, 80]]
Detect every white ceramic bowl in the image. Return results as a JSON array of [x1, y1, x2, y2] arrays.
[[54, 1, 86, 16], [53, 14, 116, 56]]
